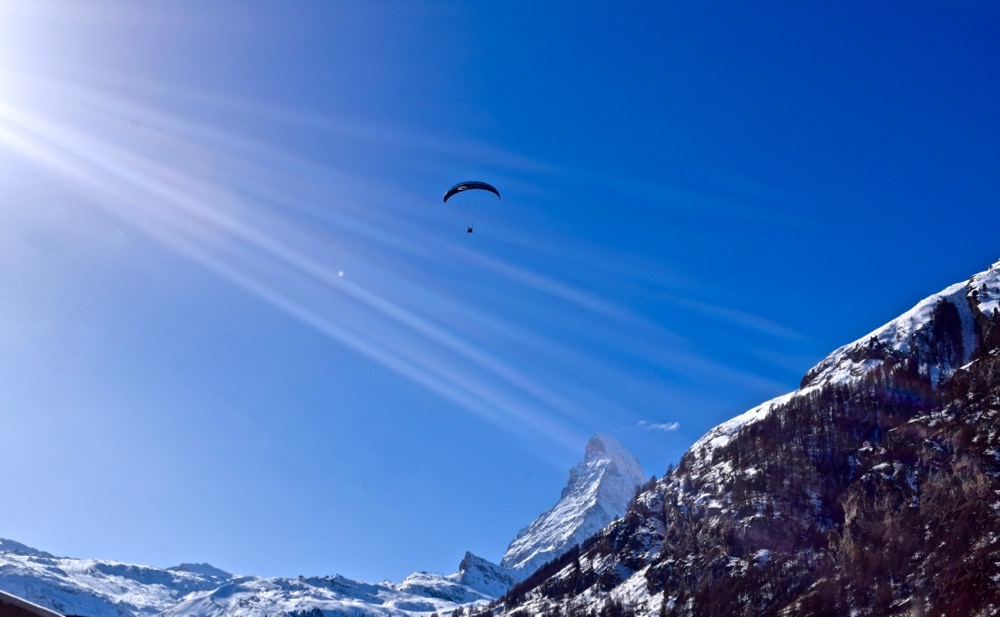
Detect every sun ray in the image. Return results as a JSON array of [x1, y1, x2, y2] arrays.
[[0, 70, 604, 458]]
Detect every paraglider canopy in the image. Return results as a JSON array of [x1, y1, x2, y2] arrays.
[[442, 181, 501, 203]]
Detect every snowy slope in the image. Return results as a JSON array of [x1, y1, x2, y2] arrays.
[[802, 259, 1000, 389], [159, 571, 495, 617], [690, 258, 1000, 468], [0, 540, 233, 617], [500, 434, 646, 576]]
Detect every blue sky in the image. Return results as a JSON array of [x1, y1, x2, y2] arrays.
[[1, 1, 998, 583]]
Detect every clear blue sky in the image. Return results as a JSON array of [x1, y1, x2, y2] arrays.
[[1, 1, 998, 583]]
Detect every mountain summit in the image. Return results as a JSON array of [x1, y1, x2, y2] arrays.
[[500, 433, 646, 576]]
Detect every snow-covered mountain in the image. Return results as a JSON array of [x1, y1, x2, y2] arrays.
[[501, 433, 646, 576], [0, 434, 644, 616], [158, 551, 525, 617], [158, 570, 490, 617], [0, 539, 234, 617], [0, 541, 493, 617], [687, 257, 1000, 490], [491, 258, 1000, 616]]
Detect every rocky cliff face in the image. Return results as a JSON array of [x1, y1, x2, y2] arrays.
[[488, 259, 1000, 617]]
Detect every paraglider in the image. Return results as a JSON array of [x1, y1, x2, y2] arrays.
[[443, 181, 501, 203], [443, 181, 500, 233]]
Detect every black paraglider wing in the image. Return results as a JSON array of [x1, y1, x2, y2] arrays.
[[442, 181, 501, 203]]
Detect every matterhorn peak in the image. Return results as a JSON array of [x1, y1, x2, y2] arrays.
[[585, 433, 643, 476], [500, 434, 645, 576], [585, 433, 613, 459]]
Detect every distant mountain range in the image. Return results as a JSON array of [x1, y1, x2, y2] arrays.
[[487, 258, 1000, 616], [0, 435, 644, 617]]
